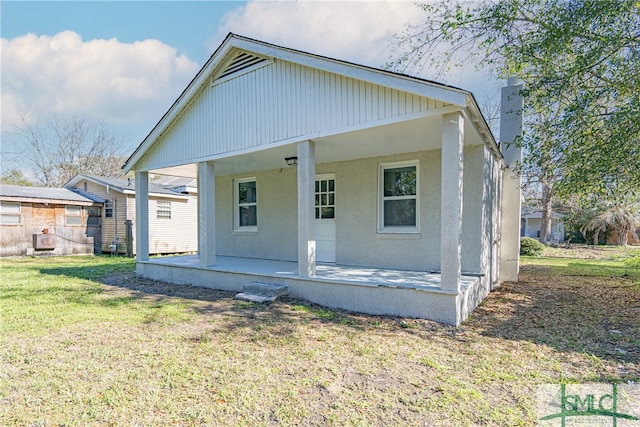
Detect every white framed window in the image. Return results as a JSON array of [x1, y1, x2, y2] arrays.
[[0, 201, 21, 224], [157, 201, 171, 219], [378, 161, 419, 233], [65, 205, 83, 226], [234, 177, 257, 231]]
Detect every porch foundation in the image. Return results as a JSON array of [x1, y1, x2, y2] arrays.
[[136, 256, 484, 326]]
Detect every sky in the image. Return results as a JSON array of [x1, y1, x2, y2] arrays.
[[1, 0, 500, 173]]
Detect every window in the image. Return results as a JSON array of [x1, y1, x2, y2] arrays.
[[86, 206, 101, 226], [315, 177, 335, 219], [104, 199, 113, 218], [234, 178, 257, 231], [157, 201, 171, 219], [0, 201, 21, 224], [379, 161, 419, 232], [65, 205, 83, 225]]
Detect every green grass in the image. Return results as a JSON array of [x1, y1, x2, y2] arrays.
[[521, 246, 640, 286], [1, 250, 638, 426]]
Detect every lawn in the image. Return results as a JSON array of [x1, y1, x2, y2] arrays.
[[1, 247, 638, 426]]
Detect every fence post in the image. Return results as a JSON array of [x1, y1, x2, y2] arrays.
[[125, 220, 133, 257]]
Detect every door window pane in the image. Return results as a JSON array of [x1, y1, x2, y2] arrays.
[[315, 178, 335, 220]]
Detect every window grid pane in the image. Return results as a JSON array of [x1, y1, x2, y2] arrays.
[[315, 178, 335, 219], [157, 201, 171, 219]]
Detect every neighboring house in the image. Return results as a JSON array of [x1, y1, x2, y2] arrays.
[[606, 230, 640, 245], [65, 174, 198, 255], [521, 208, 566, 243], [121, 34, 523, 326], [0, 185, 99, 256]]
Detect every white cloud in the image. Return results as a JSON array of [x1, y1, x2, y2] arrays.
[[212, 1, 499, 102], [1, 31, 199, 134], [212, 0, 423, 69]]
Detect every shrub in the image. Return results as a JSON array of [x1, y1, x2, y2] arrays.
[[520, 237, 545, 256]]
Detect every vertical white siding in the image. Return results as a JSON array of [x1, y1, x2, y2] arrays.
[[140, 61, 449, 170]]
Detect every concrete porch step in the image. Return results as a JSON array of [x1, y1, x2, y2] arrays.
[[234, 282, 288, 304]]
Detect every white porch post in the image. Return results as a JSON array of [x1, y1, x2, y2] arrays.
[[135, 171, 149, 262], [198, 161, 216, 267], [440, 112, 464, 293], [297, 140, 316, 277], [499, 77, 523, 282]]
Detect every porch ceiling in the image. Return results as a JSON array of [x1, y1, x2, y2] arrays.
[[150, 114, 485, 179]]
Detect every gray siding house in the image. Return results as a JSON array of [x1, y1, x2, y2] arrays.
[[122, 34, 523, 325]]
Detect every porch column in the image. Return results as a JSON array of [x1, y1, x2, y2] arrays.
[[440, 112, 464, 293], [135, 171, 149, 262], [198, 161, 216, 267], [499, 77, 523, 282], [297, 140, 316, 277]]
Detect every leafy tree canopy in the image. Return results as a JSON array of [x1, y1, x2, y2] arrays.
[[0, 169, 33, 186], [390, 0, 640, 200]]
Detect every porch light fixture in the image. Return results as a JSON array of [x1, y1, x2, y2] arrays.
[[285, 156, 298, 166]]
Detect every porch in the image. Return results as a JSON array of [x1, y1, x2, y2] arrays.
[[137, 255, 485, 325]]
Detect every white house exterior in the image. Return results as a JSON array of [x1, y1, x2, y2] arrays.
[[123, 34, 522, 326], [521, 209, 566, 243]]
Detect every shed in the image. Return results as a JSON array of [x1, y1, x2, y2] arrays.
[[0, 185, 98, 256]]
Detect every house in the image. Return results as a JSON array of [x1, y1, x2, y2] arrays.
[[121, 34, 523, 326], [0, 184, 99, 256], [521, 208, 566, 243], [65, 174, 198, 255]]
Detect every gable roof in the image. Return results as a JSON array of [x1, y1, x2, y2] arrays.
[[0, 184, 96, 205], [65, 174, 189, 199], [123, 33, 496, 174]]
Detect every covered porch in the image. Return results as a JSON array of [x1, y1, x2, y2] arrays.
[[137, 254, 484, 325]]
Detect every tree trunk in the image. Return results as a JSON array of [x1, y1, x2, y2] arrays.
[[539, 182, 553, 244], [616, 227, 629, 246]]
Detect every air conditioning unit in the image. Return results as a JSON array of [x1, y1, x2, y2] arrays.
[[33, 234, 56, 250]]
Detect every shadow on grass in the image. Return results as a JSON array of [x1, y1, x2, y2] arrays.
[[467, 263, 640, 373], [30, 257, 639, 375], [32, 263, 391, 336]]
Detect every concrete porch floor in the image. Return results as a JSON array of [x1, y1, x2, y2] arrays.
[[146, 254, 479, 292], [137, 255, 485, 325]]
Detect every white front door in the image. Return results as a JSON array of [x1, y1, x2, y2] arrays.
[[315, 174, 336, 263]]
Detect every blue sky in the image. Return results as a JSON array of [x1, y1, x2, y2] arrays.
[[2, 1, 243, 64], [1, 1, 497, 173]]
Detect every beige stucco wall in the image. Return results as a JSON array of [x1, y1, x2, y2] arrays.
[[214, 145, 501, 274], [216, 167, 298, 261]]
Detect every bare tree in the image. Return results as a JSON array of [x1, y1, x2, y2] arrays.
[[14, 114, 128, 187]]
